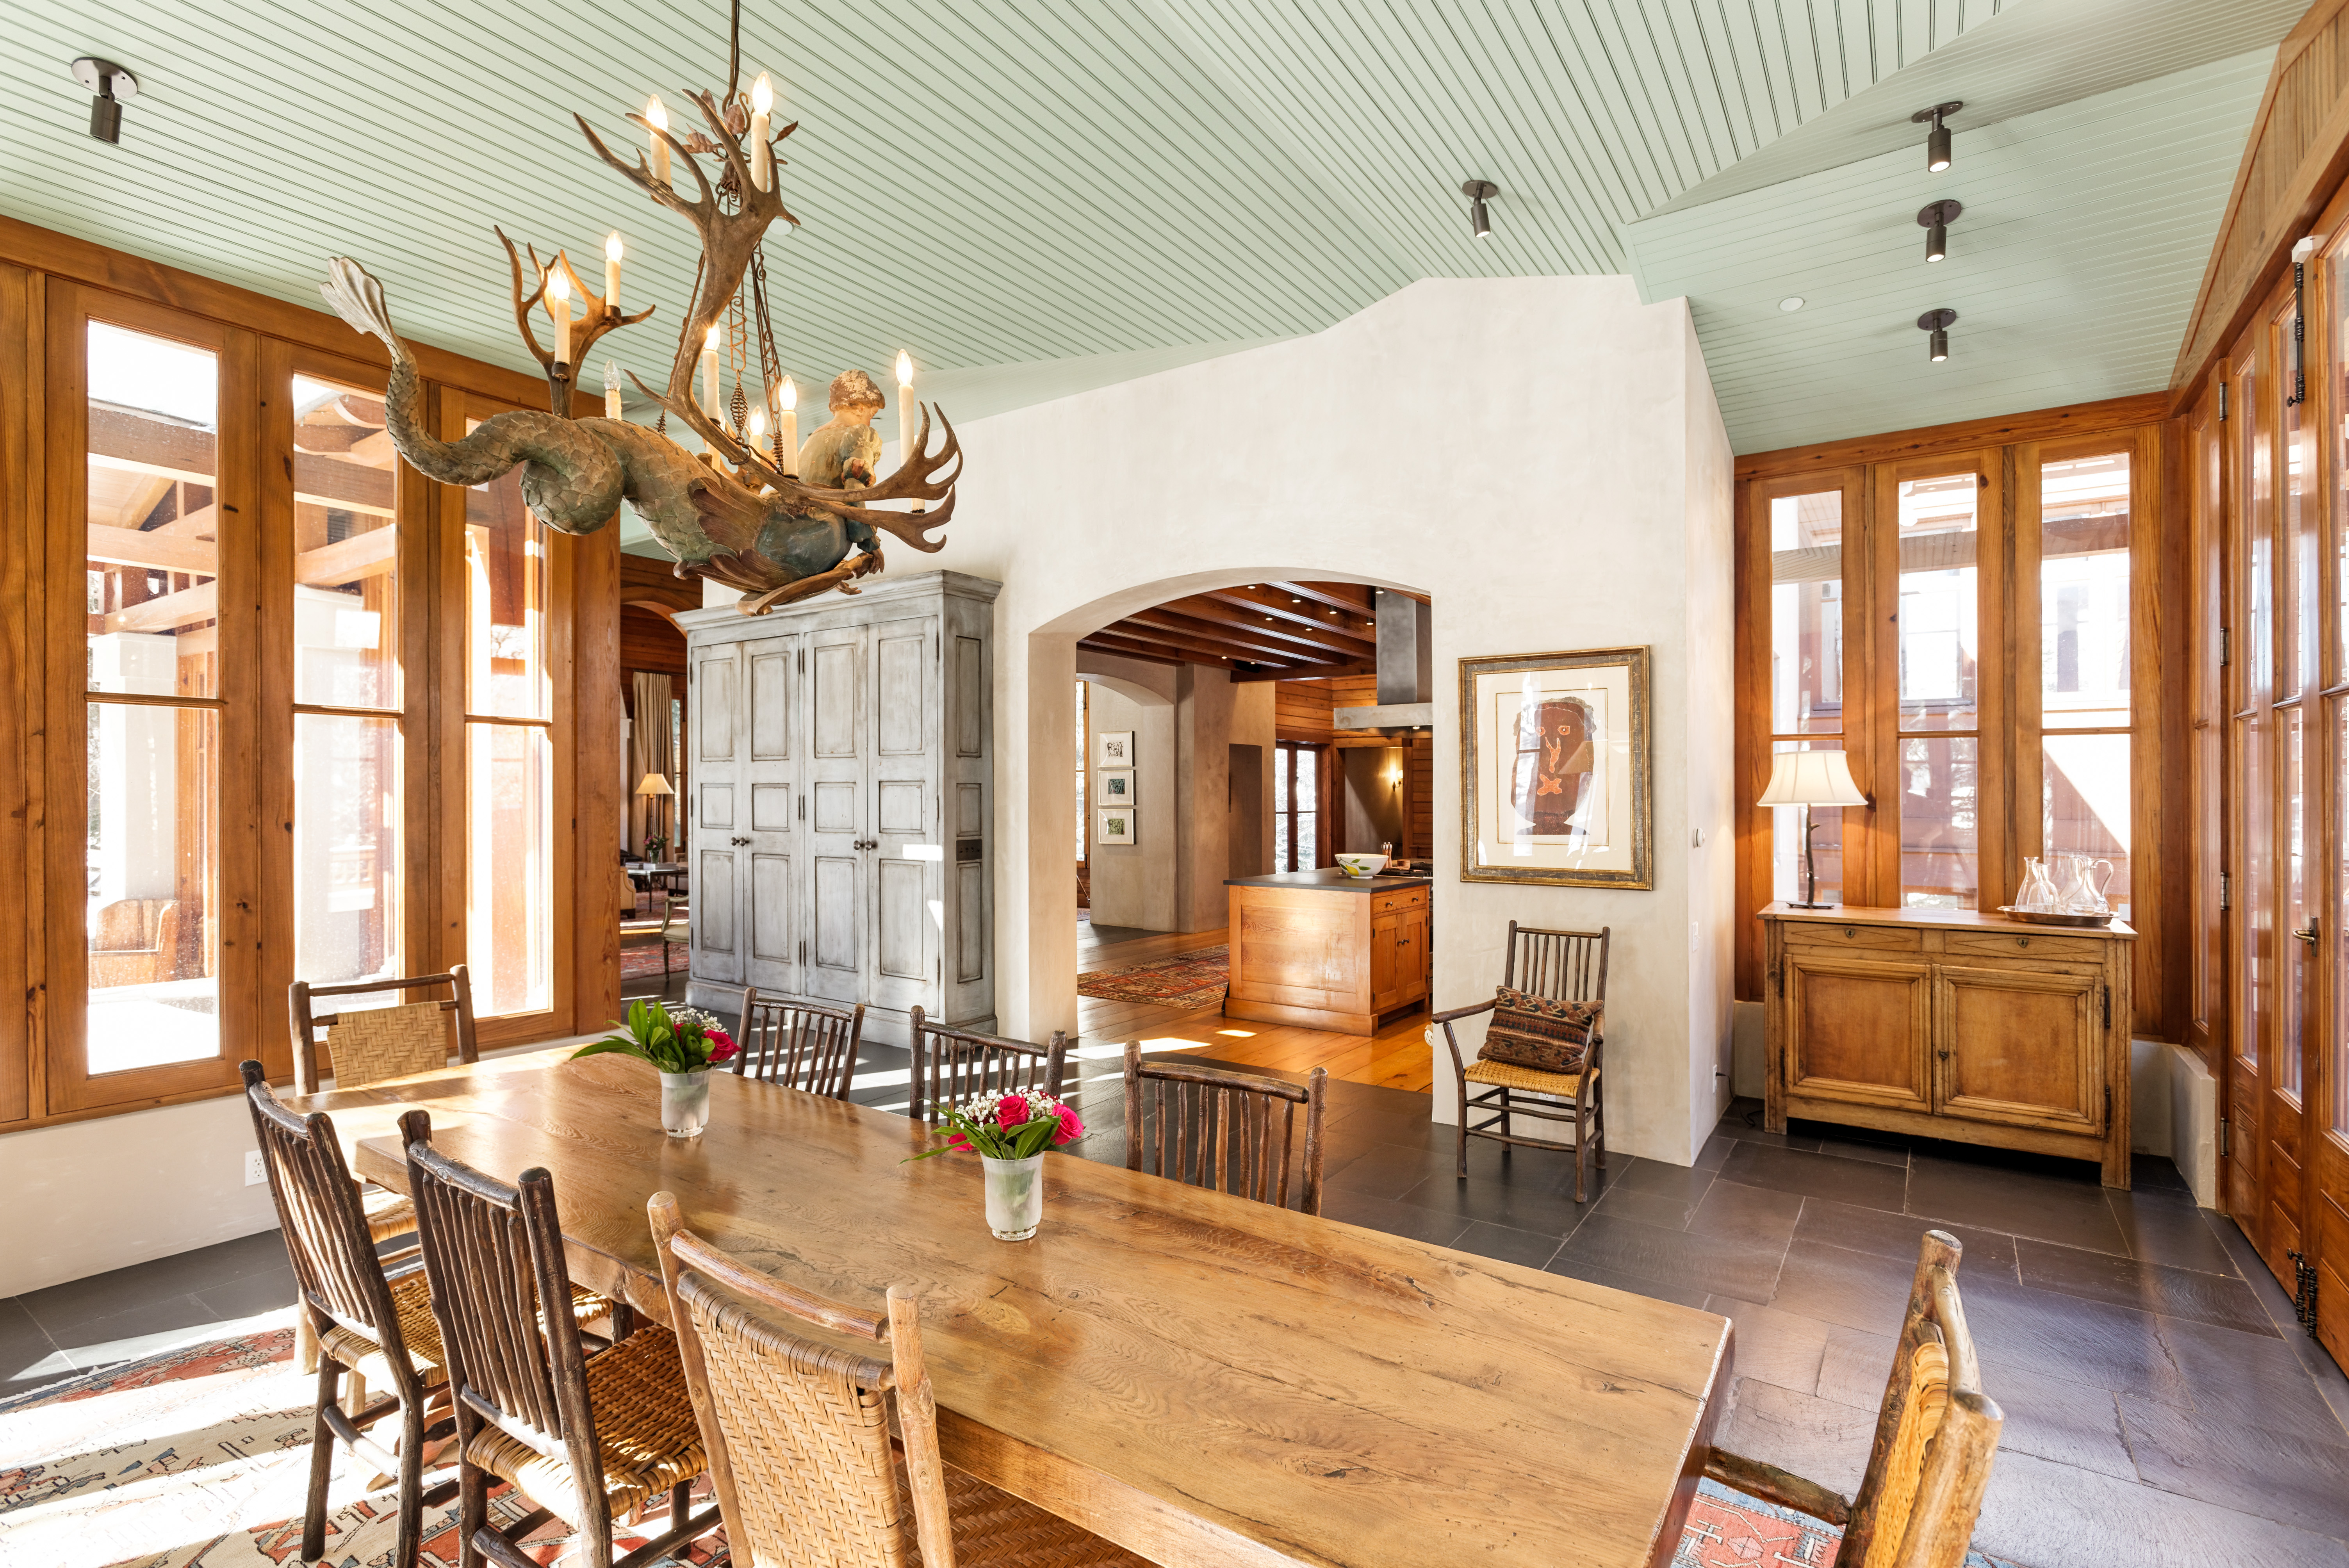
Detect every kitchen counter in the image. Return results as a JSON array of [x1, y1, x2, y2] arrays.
[[1223, 868, 1430, 894], [1223, 869, 1431, 1034]]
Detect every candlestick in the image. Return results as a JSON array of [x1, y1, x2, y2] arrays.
[[701, 324, 721, 417], [603, 231, 623, 315], [645, 96, 672, 189], [896, 350, 922, 513], [749, 73, 773, 191], [547, 266, 573, 367], [779, 376, 799, 476], [603, 360, 622, 420], [747, 405, 766, 468]]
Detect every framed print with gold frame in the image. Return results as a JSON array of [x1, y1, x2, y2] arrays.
[[1459, 646, 1652, 888]]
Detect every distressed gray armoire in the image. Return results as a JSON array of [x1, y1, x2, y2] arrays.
[[678, 570, 998, 1044]]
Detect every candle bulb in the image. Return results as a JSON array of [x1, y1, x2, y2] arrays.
[[603, 360, 622, 421], [896, 350, 922, 513], [779, 376, 799, 476], [747, 406, 766, 468], [603, 231, 623, 316], [645, 96, 671, 190], [701, 324, 721, 417], [749, 73, 773, 192], [546, 265, 573, 368]]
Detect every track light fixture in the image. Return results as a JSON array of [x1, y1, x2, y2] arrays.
[[1461, 179, 1499, 240], [1911, 101, 1963, 172], [1918, 308, 1958, 362], [72, 57, 139, 145], [1918, 200, 1962, 264]]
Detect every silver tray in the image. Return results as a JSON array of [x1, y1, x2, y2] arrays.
[[1995, 906, 2113, 929]]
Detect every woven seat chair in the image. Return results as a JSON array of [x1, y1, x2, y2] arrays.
[[647, 1190, 1151, 1568], [1121, 1042, 1328, 1215], [399, 1107, 722, 1568], [1433, 921, 1609, 1201], [908, 1006, 1067, 1123], [1704, 1230, 2005, 1566], [736, 988, 863, 1098], [241, 1060, 451, 1568]]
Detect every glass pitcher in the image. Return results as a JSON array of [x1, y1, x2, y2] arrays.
[[2016, 857, 2060, 911], [2058, 853, 2115, 915]]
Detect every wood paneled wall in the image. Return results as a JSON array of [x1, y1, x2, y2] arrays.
[[1274, 678, 1334, 743]]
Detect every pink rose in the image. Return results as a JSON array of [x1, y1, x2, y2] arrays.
[[946, 1131, 973, 1153], [705, 1029, 738, 1063], [995, 1093, 1030, 1128], [1051, 1104, 1084, 1146]]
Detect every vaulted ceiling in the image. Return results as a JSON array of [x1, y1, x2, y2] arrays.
[[0, 0, 2308, 456]]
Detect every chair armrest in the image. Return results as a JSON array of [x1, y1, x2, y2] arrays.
[[1702, 1447, 1850, 1527], [1430, 998, 1497, 1025]]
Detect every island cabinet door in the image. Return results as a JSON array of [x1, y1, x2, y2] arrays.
[[1932, 966, 2104, 1135], [1369, 908, 1398, 1009], [1782, 955, 1933, 1112]]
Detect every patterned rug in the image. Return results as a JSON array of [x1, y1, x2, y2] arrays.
[[621, 937, 682, 982], [1075, 946, 1230, 1009]]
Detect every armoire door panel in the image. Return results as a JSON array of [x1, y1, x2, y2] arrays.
[[700, 784, 736, 830], [954, 636, 984, 757], [748, 647, 792, 759], [750, 784, 793, 833], [749, 851, 793, 968], [1785, 958, 1931, 1110], [957, 861, 986, 982], [812, 641, 859, 757], [697, 650, 738, 761], [877, 858, 926, 980], [813, 781, 858, 834], [696, 846, 740, 968], [876, 624, 927, 756], [878, 780, 925, 836], [1934, 966, 2100, 1132], [956, 781, 983, 837], [813, 855, 859, 974]]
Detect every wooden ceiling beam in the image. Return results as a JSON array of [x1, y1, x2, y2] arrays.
[[1123, 605, 1355, 665], [1077, 632, 1191, 667], [1155, 593, 1375, 658], [1085, 615, 1321, 670], [1277, 580, 1379, 615], [1199, 581, 1377, 640], [1230, 659, 1375, 683]]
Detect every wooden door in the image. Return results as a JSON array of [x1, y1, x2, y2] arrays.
[[1934, 965, 2104, 1135], [804, 623, 866, 1005], [1398, 902, 1429, 1004], [868, 613, 938, 1016], [740, 634, 798, 994], [2226, 329, 2272, 1238], [2316, 232, 2349, 1365], [1782, 955, 1932, 1112], [1369, 905, 1399, 1009], [689, 639, 744, 986]]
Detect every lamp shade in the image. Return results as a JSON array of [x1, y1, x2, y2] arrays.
[[634, 771, 675, 797], [1756, 750, 1868, 808]]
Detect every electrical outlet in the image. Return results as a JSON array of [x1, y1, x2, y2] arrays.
[[244, 1149, 266, 1187]]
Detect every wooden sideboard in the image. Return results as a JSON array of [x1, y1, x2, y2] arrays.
[[1758, 903, 2135, 1187]]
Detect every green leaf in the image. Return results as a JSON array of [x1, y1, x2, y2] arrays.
[[571, 1037, 646, 1062]]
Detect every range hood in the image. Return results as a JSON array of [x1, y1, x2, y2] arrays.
[[1332, 589, 1433, 734]]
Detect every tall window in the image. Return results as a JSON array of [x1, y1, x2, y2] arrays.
[[1896, 474, 1981, 908], [1274, 741, 1319, 872], [1767, 488, 1846, 903], [1075, 679, 1089, 861], [2039, 453, 2133, 921]]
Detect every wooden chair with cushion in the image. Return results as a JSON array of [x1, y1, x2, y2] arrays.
[[1705, 1230, 2005, 1566], [241, 1060, 450, 1568], [736, 989, 863, 1098], [1121, 1042, 1328, 1215], [646, 1191, 1151, 1568], [1434, 921, 1609, 1201], [909, 1005, 1067, 1123], [89, 897, 181, 987], [399, 1108, 722, 1568]]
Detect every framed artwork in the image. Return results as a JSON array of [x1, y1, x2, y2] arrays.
[[1098, 768, 1135, 802], [1096, 807, 1136, 846], [1459, 645, 1652, 888], [1096, 730, 1134, 768]]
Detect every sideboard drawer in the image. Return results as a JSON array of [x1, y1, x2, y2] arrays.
[[1372, 886, 1429, 915], [1781, 923, 1925, 955], [1941, 930, 2105, 962]]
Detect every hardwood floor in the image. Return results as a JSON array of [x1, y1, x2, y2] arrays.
[[1074, 918, 1435, 1092]]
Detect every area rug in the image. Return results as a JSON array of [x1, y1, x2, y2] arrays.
[[1076, 946, 1229, 1009], [1674, 1477, 1999, 1567], [621, 938, 682, 982]]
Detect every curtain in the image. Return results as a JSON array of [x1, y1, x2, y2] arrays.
[[630, 671, 675, 856]]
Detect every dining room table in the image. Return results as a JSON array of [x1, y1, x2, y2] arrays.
[[286, 1046, 1736, 1568]]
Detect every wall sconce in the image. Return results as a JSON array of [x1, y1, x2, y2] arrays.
[[73, 57, 139, 145], [1911, 101, 1962, 172], [1918, 200, 1962, 263], [1918, 308, 1958, 362]]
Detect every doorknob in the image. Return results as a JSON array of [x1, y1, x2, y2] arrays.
[[2295, 923, 2320, 944]]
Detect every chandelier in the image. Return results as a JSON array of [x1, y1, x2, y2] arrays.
[[319, 1, 959, 615]]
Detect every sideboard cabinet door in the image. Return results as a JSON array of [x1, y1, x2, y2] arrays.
[[1933, 965, 2103, 1135], [1783, 956, 1932, 1113], [691, 640, 744, 986]]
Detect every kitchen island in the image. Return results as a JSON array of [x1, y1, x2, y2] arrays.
[[1224, 868, 1431, 1034]]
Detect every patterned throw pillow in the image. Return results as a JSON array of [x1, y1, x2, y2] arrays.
[[1476, 986, 1602, 1074]]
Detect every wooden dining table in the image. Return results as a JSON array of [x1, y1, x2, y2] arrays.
[[288, 1047, 1734, 1568]]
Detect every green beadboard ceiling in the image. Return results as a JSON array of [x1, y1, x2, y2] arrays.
[[0, 0, 2307, 459]]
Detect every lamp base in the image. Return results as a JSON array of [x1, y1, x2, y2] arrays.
[[1786, 900, 1838, 911]]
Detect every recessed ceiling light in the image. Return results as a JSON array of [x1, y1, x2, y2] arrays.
[[1779, 296, 1805, 312]]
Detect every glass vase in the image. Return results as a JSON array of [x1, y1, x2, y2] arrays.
[[980, 1153, 1046, 1241], [659, 1069, 711, 1138]]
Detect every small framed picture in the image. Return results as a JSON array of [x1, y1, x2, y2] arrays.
[[1098, 768, 1135, 802], [1096, 730, 1134, 768], [1096, 807, 1136, 846]]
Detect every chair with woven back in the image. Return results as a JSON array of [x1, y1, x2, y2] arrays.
[[908, 1005, 1067, 1123], [1121, 1042, 1328, 1215], [1703, 1230, 2005, 1566], [645, 1190, 1151, 1568], [1434, 921, 1609, 1201], [240, 1060, 451, 1568], [735, 988, 863, 1098], [399, 1107, 722, 1568]]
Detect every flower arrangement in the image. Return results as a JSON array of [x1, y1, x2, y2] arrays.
[[913, 1089, 1086, 1161], [573, 999, 739, 1074]]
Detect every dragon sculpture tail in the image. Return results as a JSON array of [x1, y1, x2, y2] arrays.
[[320, 257, 624, 532]]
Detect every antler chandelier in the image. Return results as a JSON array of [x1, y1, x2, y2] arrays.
[[319, 1, 959, 615]]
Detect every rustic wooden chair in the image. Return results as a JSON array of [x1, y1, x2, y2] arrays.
[[646, 1191, 1151, 1568], [240, 1061, 451, 1568], [399, 1108, 722, 1568], [657, 888, 691, 975], [735, 989, 863, 1098], [1121, 1042, 1328, 1215], [908, 1005, 1068, 1123], [1703, 1230, 2004, 1566], [1434, 921, 1609, 1201]]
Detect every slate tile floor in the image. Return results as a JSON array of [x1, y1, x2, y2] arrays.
[[9, 1055, 2349, 1568]]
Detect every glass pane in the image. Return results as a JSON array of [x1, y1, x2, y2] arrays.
[[86, 703, 218, 1073], [1274, 749, 1290, 814], [466, 421, 549, 720], [294, 376, 399, 709], [2240, 710, 2271, 1071], [1769, 490, 1844, 734], [2335, 700, 2349, 1130], [87, 322, 219, 701], [1274, 814, 1292, 874], [1897, 474, 1979, 732], [2285, 355, 2317, 697], [467, 722, 552, 1016], [2337, 249, 2349, 678], [2039, 453, 2131, 729], [1296, 748, 1319, 812], [1770, 739, 1846, 905], [2043, 734, 2132, 922], [1898, 735, 1978, 909], [1296, 812, 1317, 867], [294, 714, 401, 987], [2245, 367, 2273, 705], [2283, 707, 2306, 1097]]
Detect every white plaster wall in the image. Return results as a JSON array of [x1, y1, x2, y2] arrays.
[[1079, 674, 1177, 930], [905, 276, 1736, 1167]]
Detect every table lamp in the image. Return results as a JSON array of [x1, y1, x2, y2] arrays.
[[635, 771, 674, 857], [1756, 750, 1868, 909]]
